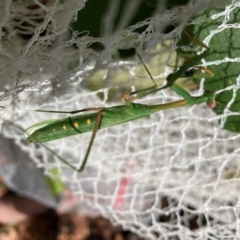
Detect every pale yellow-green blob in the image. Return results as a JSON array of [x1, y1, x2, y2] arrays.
[[62, 125, 67, 130], [84, 40, 197, 102], [74, 122, 79, 128], [52, 128, 56, 132]]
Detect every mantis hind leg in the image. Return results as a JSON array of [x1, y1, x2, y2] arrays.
[[77, 109, 104, 172]]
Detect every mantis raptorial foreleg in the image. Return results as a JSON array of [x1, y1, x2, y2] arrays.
[[121, 32, 213, 105]]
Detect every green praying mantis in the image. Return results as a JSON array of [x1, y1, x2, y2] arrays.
[[25, 36, 215, 173]]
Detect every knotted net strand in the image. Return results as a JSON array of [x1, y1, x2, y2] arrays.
[[0, 0, 240, 239]]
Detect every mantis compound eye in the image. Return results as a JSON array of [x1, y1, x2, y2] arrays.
[[184, 69, 194, 77]]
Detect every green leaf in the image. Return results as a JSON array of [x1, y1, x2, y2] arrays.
[[45, 168, 64, 198], [185, 7, 240, 132]]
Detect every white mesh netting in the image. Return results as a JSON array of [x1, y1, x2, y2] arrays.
[[1, 0, 240, 239]]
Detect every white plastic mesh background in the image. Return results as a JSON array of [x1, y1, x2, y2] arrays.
[[1, 0, 240, 239]]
